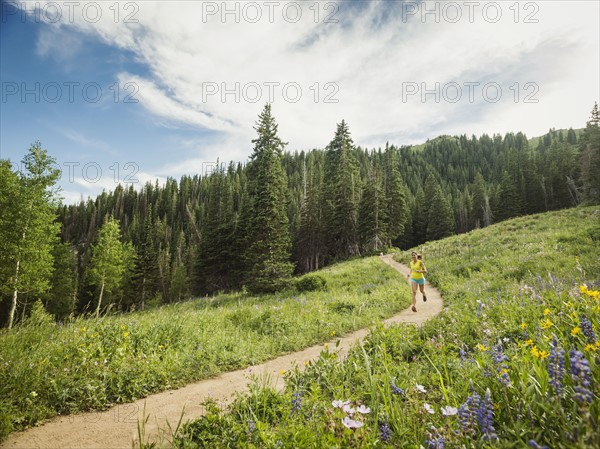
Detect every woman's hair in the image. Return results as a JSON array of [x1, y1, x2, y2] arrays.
[[411, 251, 417, 256], [417, 254, 422, 260]]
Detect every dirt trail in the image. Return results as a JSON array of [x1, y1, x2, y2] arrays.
[[2, 255, 443, 449]]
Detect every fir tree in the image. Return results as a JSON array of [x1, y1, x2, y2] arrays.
[[244, 104, 294, 293]]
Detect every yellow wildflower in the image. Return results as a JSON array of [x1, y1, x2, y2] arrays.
[[520, 323, 527, 331], [331, 330, 336, 337], [584, 344, 597, 352], [477, 344, 488, 352], [123, 332, 130, 338], [543, 308, 550, 316], [572, 327, 581, 336], [121, 324, 126, 330], [279, 369, 286, 375], [540, 319, 553, 329], [524, 339, 534, 346], [531, 346, 549, 359], [580, 284, 588, 294]]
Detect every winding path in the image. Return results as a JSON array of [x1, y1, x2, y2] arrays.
[[2, 255, 443, 449]]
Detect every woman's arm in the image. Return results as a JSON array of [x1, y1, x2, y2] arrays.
[[420, 262, 427, 273]]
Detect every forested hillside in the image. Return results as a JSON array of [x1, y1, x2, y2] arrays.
[[0, 104, 598, 326]]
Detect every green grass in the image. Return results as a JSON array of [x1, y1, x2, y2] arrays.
[[0, 257, 410, 441], [172, 206, 599, 448]]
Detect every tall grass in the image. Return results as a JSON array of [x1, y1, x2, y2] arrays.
[[0, 257, 409, 441], [172, 206, 599, 448]]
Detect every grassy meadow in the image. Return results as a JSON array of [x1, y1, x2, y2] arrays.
[[0, 257, 410, 441], [169, 206, 599, 448]]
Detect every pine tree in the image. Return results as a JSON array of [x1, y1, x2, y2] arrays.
[[358, 173, 389, 254], [323, 121, 361, 260], [44, 242, 77, 320], [386, 158, 409, 246], [244, 104, 294, 293], [1, 143, 60, 329], [470, 172, 487, 228], [580, 103, 600, 204], [426, 185, 455, 241], [495, 171, 522, 221]]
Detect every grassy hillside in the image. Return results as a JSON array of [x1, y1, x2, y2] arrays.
[[0, 257, 410, 440], [173, 206, 599, 448]]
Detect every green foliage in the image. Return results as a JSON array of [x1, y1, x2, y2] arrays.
[[295, 274, 327, 292], [244, 104, 294, 294], [173, 206, 599, 449], [0, 256, 408, 439]]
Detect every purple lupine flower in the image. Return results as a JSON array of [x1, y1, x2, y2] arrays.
[[529, 440, 549, 449], [391, 377, 405, 396], [569, 350, 593, 404], [379, 420, 391, 443], [548, 336, 565, 397], [458, 392, 480, 436], [492, 341, 511, 387], [248, 420, 256, 432], [426, 426, 445, 449], [580, 315, 597, 344], [459, 348, 468, 361], [478, 389, 498, 442], [291, 391, 303, 414]]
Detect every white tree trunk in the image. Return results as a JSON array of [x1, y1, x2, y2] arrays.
[[95, 279, 105, 317], [7, 259, 21, 329]]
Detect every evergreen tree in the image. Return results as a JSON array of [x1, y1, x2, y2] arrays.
[[580, 103, 600, 204], [426, 184, 455, 241], [44, 242, 77, 320], [358, 173, 389, 254], [386, 157, 409, 246], [131, 208, 157, 310], [323, 121, 361, 260], [470, 172, 487, 228], [244, 104, 294, 293], [495, 171, 522, 221]]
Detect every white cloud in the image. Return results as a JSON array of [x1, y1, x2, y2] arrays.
[[20, 0, 600, 178]]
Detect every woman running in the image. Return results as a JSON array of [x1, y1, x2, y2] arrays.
[[409, 251, 427, 312]]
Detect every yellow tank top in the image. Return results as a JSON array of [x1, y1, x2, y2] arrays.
[[410, 260, 424, 279]]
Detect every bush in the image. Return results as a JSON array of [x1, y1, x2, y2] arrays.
[[296, 274, 327, 292]]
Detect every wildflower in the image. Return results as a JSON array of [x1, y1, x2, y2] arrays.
[[459, 348, 468, 361], [390, 378, 405, 396], [123, 332, 130, 338], [580, 315, 597, 344], [478, 389, 498, 442], [342, 404, 355, 415], [416, 383, 427, 393], [29, 391, 38, 398], [279, 369, 286, 375], [291, 391, 302, 414], [548, 336, 565, 397], [458, 392, 480, 435], [477, 344, 488, 352], [379, 420, 391, 442], [524, 339, 533, 347], [584, 344, 597, 352], [569, 350, 593, 404], [426, 426, 445, 449], [579, 284, 588, 294], [520, 322, 527, 331], [572, 327, 582, 337], [543, 308, 550, 316], [331, 330, 336, 337], [441, 406, 458, 416], [531, 346, 549, 359], [540, 319, 553, 330], [424, 403, 435, 414], [529, 440, 549, 449], [332, 399, 350, 409], [341, 417, 363, 429], [356, 405, 370, 414], [248, 420, 256, 432]]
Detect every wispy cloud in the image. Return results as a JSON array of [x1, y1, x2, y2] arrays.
[[19, 0, 600, 179]]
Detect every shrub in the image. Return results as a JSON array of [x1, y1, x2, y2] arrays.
[[296, 274, 327, 292]]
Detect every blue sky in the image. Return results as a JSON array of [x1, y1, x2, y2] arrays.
[[1, 0, 599, 203]]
